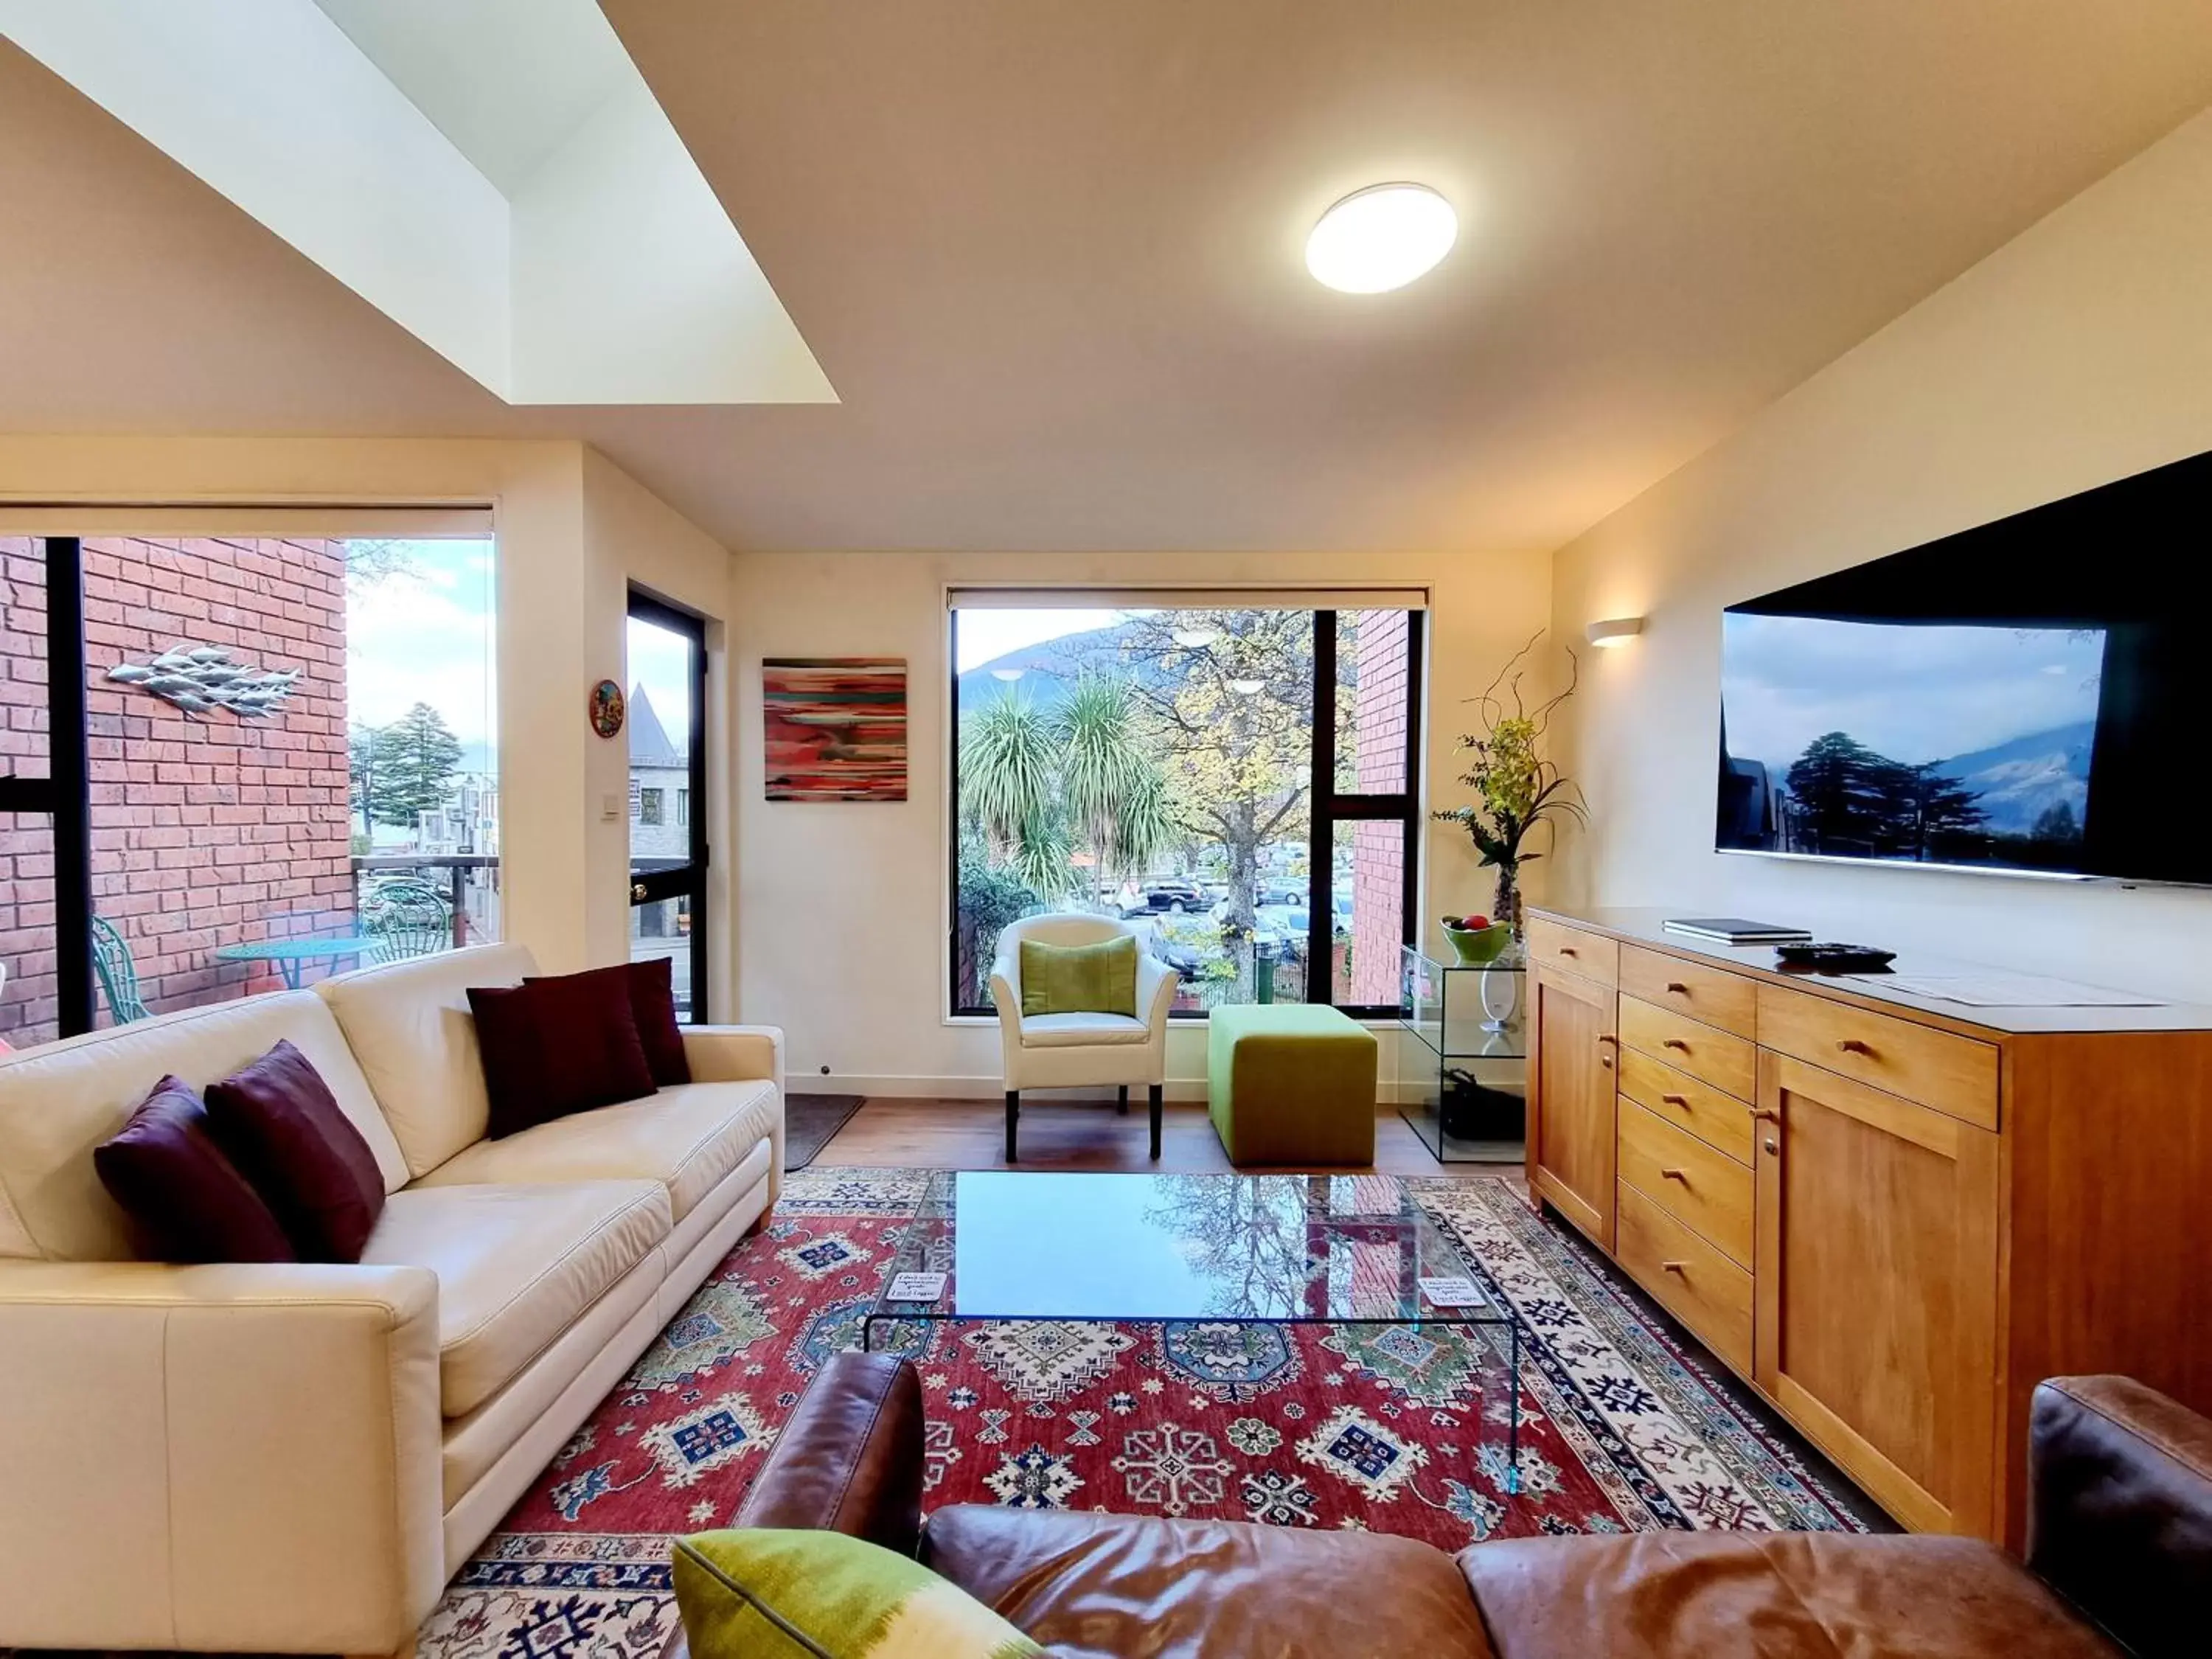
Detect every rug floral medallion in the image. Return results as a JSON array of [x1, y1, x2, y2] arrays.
[[421, 1168, 1865, 1659]]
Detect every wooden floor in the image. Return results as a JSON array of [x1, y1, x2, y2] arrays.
[[817, 1095, 1521, 1180]]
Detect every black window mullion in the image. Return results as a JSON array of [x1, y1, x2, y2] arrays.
[[627, 588, 709, 1023], [1306, 612, 1337, 1001], [48, 537, 94, 1037]]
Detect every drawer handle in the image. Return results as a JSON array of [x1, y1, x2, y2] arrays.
[[1666, 981, 1689, 994], [1596, 1034, 1619, 1046], [1836, 1038, 1874, 1057], [1751, 1108, 1779, 1123], [1663, 1038, 1691, 1052], [1660, 1167, 1688, 1183], [1660, 1260, 1688, 1275], [1661, 1093, 1689, 1107], [1558, 945, 1579, 957]]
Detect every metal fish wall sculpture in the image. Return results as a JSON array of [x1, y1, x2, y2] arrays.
[[105, 644, 302, 719]]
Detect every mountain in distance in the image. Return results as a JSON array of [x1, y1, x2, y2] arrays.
[[1928, 720, 2094, 835], [956, 621, 1162, 711]]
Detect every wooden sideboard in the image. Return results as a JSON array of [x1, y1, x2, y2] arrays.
[[1523, 904, 2212, 1548]]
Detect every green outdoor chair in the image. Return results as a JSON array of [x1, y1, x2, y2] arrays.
[[363, 879, 453, 963], [91, 915, 151, 1026]]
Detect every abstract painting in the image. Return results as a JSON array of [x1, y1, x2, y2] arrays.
[[762, 658, 908, 801]]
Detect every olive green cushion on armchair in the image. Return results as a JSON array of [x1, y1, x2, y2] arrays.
[[1018, 933, 1139, 1018], [673, 1529, 1043, 1659]]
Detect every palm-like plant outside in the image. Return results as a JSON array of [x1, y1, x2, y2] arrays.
[[961, 674, 1171, 905]]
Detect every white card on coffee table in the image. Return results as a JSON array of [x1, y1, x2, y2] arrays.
[[887, 1271, 947, 1303], [1419, 1276, 1484, 1307]]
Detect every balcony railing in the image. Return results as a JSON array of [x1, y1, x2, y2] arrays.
[[352, 854, 501, 952]]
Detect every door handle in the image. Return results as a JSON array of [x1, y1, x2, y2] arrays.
[[631, 882, 648, 902], [1763, 1137, 1780, 1156], [1750, 1108, 1779, 1123]]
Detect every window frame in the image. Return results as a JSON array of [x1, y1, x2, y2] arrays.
[[945, 601, 1424, 1021]]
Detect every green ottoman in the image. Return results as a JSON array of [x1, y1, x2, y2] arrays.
[[1207, 1004, 1377, 1166]]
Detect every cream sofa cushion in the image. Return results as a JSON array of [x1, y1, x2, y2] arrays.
[[316, 942, 535, 1178], [414, 1079, 779, 1223], [0, 992, 407, 1262], [1019, 1012, 1151, 1047], [361, 1179, 669, 1417]]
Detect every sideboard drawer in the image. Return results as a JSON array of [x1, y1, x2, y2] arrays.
[[1756, 986, 2000, 1129], [1618, 1047, 1754, 1164], [1526, 917, 1618, 988], [1619, 947, 1758, 1040], [1615, 1180, 1752, 1374], [1619, 995, 1757, 1101], [1618, 1097, 1754, 1266]]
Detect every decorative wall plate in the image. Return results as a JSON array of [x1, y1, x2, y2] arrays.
[[590, 678, 626, 739]]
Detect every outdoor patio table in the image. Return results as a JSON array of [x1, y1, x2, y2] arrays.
[[213, 936, 382, 991]]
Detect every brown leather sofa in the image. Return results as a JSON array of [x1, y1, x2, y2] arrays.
[[671, 1352, 2210, 1658]]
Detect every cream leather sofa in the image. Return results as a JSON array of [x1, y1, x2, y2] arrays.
[[0, 943, 783, 1658]]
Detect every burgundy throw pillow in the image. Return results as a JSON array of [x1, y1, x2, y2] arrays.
[[94, 1076, 296, 1264], [204, 1040, 386, 1264], [621, 957, 690, 1086], [470, 966, 657, 1138]]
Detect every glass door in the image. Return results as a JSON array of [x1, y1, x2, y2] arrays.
[[627, 591, 709, 1020]]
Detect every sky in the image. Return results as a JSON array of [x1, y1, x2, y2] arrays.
[[345, 538, 497, 768], [627, 613, 694, 751], [1722, 614, 2105, 771]]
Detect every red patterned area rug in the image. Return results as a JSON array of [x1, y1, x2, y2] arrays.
[[421, 1167, 1865, 1659]]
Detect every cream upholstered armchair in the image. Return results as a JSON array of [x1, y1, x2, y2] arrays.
[[990, 912, 1179, 1162]]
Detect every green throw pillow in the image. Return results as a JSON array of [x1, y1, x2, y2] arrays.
[[1020, 933, 1138, 1018], [673, 1529, 1043, 1659]]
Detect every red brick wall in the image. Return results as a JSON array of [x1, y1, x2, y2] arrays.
[[0, 536, 354, 1044], [1349, 609, 1411, 1006]]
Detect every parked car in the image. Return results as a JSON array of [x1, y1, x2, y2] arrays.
[[1121, 879, 1205, 915]]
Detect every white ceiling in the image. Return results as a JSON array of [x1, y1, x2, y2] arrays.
[[2, 1, 2211, 552]]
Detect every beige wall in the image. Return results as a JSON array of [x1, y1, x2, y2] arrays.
[[0, 436, 734, 1001], [728, 547, 1551, 1096], [1548, 106, 2212, 1001]]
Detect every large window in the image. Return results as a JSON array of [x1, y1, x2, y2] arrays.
[[0, 529, 497, 1049], [950, 595, 1423, 1019]]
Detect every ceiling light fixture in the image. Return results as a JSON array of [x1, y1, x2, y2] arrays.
[[1305, 184, 1458, 293], [1585, 617, 1646, 648]]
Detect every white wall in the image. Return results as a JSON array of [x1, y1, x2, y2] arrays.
[[729, 548, 1552, 1096], [0, 436, 734, 991], [1549, 105, 2212, 1002]]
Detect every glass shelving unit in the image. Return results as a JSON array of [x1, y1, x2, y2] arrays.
[[1397, 944, 1528, 1164]]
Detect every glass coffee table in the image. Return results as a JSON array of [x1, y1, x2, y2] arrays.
[[865, 1169, 1522, 1486]]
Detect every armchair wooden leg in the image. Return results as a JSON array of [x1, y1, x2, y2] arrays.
[[1117, 1084, 1130, 1116], [1148, 1083, 1164, 1160], [1005, 1089, 1020, 1163]]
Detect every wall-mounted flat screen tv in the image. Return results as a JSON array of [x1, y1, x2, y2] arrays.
[[1717, 448, 2212, 886]]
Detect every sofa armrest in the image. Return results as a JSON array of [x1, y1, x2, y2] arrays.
[[681, 1023, 785, 1092], [683, 1024, 786, 1202], [0, 1259, 445, 1655], [2027, 1374, 2212, 1658], [737, 1351, 924, 1557]]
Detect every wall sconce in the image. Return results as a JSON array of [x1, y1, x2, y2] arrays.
[[1585, 616, 1645, 648]]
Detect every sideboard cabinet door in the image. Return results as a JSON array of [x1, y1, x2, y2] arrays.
[[1528, 964, 1617, 1250], [1753, 1051, 2000, 1534]]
